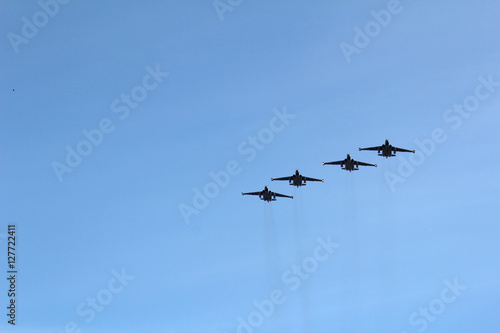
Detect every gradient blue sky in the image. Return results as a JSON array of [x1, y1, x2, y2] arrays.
[[1, 1, 499, 332]]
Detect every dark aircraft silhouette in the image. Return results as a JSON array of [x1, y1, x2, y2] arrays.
[[271, 170, 324, 187], [322, 154, 376, 172], [359, 139, 415, 158], [242, 186, 293, 202]]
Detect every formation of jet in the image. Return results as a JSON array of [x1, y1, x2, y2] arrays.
[[243, 139, 414, 202], [271, 170, 324, 187], [359, 139, 415, 158], [242, 186, 293, 202], [323, 154, 377, 172]]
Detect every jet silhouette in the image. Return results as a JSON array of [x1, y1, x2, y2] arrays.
[[359, 139, 415, 158], [242, 186, 293, 202], [323, 154, 376, 172], [271, 170, 324, 187]]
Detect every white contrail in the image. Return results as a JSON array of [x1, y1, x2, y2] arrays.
[[339, 174, 361, 330], [263, 203, 280, 283], [262, 203, 284, 332], [293, 188, 312, 332]]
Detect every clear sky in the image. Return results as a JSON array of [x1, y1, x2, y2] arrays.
[[1, 1, 499, 332]]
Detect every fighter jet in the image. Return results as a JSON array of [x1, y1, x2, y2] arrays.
[[271, 170, 324, 187], [359, 139, 415, 158], [242, 186, 293, 202], [322, 154, 376, 172]]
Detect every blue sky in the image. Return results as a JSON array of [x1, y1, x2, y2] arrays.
[[1, 1, 499, 332]]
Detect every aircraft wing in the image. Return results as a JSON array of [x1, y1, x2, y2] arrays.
[[272, 192, 293, 199], [242, 191, 262, 196], [359, 145, 382, 151], [303, 176, 324, 182], [393, 146, 415, 153], [271, 176, 291, 181], [323, 160, 344, 165], [356, 160, 377, 167]]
